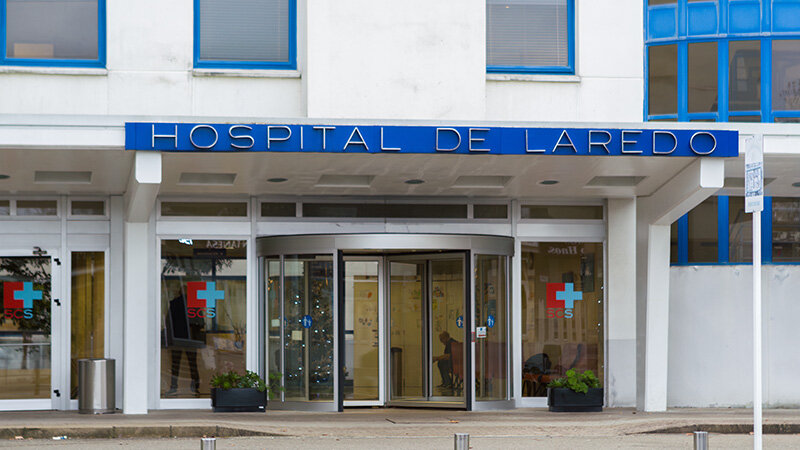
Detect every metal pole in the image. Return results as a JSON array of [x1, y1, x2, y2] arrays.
[[693, 431, 708, 450], [454, 433, 469, 450], [200, 437, 216, 450], [753, 212, 762, 450]]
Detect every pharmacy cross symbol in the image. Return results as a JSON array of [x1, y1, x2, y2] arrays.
[[196, 282, 224, 309], [15, 282, 43, 309], [556, 283, 583, 309]]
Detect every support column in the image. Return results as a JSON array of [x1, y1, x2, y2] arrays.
[[122, 152, 161, 414], [636, 158, 724, 411], [606, 198, 637, 406]]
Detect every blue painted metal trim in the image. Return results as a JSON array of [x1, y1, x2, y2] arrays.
[[718, 39, 729, 121], [678, 214, 689, 265], [487, 0, 574, 75], [1, 0, 106, 68], [678, 41, 688, 122], [193, 0, 297, 70], [762, 37, 772, 122], [718, 195, 729, 263], [762, 196, 772, 263]]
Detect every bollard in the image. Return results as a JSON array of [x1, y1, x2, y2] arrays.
[[200, 437, 216, 450], [454, 433, 469, 450], [693, 431, 708, 450]]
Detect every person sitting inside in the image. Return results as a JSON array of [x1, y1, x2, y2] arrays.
[[433, 331, 459, 388]]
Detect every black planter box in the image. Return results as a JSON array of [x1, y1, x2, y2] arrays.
[[211, 388, 266, 412], [547, 387, 603, 412]]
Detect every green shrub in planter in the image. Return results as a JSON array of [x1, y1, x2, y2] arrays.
[[546, 369, 603, 412], [210, 370, 282, 412]]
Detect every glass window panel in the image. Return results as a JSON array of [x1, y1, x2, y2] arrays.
[[265, 257, 281, 396], [16, 200, 57, 216], [648, 44, 678, 116], [430, 258, 465, 401], [70, 252, 104, 399], [520, 242, 604, 397], [688, 42, 718, 113], [775, 117, 800, 123], [773, 40, 800, 111], [283, 254, 334, 401], [5, 0, 98, 60], [199, 0, 290, 63], [160, 239, 247, 398], [486, 0, 569, 68], [772, 197, 800, 262], [671, 221, 678, 264], [730, 115, 761, 122], [474, 204, 509, 219], [475, 255, 507, 401], [389, 261, 425, 400], [161, 202, 248, 217], [0, 257, 51, 399], [649, 0, 676, 4], [71, 201, 104, 216], [261, 202, 296, 217], [0, 200, 8, 215], [729, 40, 761, 112], [687, 197, 718, 263], [344, 260, 379, 401], [302, 203, 467, 219], [521, 205, 603, 220], [729, 197, 753, 263]]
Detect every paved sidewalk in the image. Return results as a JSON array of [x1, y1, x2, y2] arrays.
[[0, 407, 799, 440]]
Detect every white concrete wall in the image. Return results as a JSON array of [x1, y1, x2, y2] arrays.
[[669, 265, 800, 407], [0, 0, 643, 122]]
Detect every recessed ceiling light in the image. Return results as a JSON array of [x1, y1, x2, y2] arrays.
[[267, 177, 288, 183], [539, 180, 559, 185], [0, 174, 9, 180], [793, 182, 800, 188], [405, 179, 425, 185]]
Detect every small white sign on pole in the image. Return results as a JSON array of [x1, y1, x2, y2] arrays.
[[745, 135, 764, 450], [745, 135, 764, 213]]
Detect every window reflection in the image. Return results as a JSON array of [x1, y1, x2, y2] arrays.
[[160, 239, 247, 398], [772, 40, 800, 111], [688, 197, 718, 263], [521, 242, 603, 397], [729, 40, 761, 112], [688, 42, 718, 113], [772, 198, 800, 262], [649, 44, 678, 115]]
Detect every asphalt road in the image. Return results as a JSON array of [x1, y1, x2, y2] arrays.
[[1, 434, 798, 449]]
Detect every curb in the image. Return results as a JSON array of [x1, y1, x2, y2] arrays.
[[642, 424, 800, 435], [0, 426, 285, 440]]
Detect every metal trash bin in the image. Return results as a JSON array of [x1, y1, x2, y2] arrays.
[[78, 358, 115, 414]]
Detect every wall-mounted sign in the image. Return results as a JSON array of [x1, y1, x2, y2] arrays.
[[125, 123, 738, 157]]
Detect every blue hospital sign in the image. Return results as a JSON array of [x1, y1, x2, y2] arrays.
[[125, 123, 738, 157]]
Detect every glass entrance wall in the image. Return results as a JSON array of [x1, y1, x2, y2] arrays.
[[70, 252, 104, 400], [475, 254, 508, 401], [429, 258, 465, 401], [0, 257, 51, 399], [159, 239, 247, 399], [283, 255, 334, 402], [389, 261, 425, 400], [520, 242, 604, 398], [343, 260, 380, 402]]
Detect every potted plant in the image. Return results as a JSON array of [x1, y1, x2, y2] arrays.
[[210, 370, 276, 412], [546, 369, 603, 412]]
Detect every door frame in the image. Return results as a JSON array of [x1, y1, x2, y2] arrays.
[[0, 248, 62, 411]]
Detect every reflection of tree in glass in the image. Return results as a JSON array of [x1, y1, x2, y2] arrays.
[[0, 257, 51, 372]]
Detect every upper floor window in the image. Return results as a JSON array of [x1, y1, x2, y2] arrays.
[[645, 1, 800, 122], [2, 0, 105, 67], [194, 0, 296, 70], [486, 0, 574, 74]]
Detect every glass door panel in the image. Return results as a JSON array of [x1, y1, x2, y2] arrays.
[[388, 261, 425, 401], [430, 259, 465, 401], [475, 255, 508, 401], [70, 251, 105, 400], [343, 259, 380, 404], [0, 257, 52, 400], [283, 255, 334, 402], [265, 258, 281, 398]]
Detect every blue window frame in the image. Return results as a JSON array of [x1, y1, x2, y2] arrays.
[[194, 0, 296, 70], [0, 0, 106, 68], [486, 0, 575, 74], [670, 195, 800, 265], [644, 1, 800, 122]]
